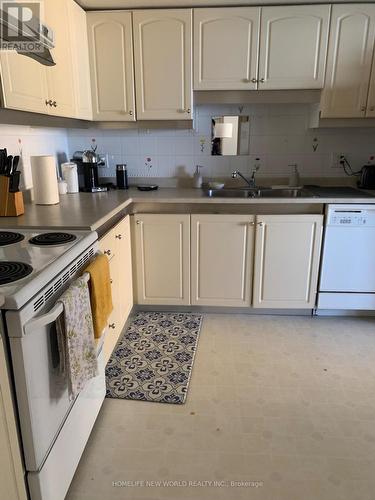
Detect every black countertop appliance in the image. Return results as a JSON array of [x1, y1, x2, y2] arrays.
[[358, 164, 375, 189], [72, 150, 107, 192]]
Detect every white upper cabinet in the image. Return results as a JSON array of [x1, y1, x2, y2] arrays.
[[0, 52, 49, 114], [0, 0, 91, 118], [68, 0, 92, 120], [193, 5, 329, 91], [133, 9, 192, 120], [366, 57, 375, 118], [191, 215, 254, 307], [44, 0, 76, 117], [321, 4, 375, 118], [194, 8, 260, 90], [87, 11, 135, 121], [253, 215, 323, 309], [258, 5, 330, 90]]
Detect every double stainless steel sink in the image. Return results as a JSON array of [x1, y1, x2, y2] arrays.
[[204, 187, 317, 198]]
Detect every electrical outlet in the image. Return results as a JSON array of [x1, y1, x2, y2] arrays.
[[330, 153, 345, 169], [98, 153, 109, 168]]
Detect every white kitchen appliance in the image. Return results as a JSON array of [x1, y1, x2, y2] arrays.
[[318, 204, 375, 310], [0, 228, 106, 500]]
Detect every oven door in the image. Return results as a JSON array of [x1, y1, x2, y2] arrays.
[[7, 300, 101, 472]]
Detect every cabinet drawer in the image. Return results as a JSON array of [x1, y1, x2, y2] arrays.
[[99, 217, 130, 260], [99, 231, 116, 260]]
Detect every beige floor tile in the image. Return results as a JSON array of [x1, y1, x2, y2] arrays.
[[67, 314, 375, 500]]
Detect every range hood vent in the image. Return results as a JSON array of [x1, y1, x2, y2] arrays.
[[0, 4, 55, 66]]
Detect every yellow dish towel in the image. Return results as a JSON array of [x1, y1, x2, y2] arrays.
[[84, 254, 113, 339]]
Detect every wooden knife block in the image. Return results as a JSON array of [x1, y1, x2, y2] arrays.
[[0, 176, 24, 216]]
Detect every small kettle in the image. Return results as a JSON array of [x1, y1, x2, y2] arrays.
[[72, 149, 104, 166], [82, 150, 99, 163]]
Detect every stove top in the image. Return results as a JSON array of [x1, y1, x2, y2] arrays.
[[29, 232, 77, 246], [0, 262, 33, 285], [0, 231, 25, 246], [0, 229, 98, 310]]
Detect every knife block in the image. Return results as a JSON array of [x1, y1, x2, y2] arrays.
[[0, 176, 24, 216]]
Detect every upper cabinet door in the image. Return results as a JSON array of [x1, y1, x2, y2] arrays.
[[68, 0, 92, 120], [366, 56, 375, 117], [44, 0, 76, 117], [0, 52, 48, 114], [194, 8, 260, 90], [133, 9, 192, 120], [321, 5, 375, 118], [87, 11, 135, 121], [259, 5, 330, 90]]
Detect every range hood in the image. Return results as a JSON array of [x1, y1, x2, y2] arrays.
[[0, 5, 55, 66]]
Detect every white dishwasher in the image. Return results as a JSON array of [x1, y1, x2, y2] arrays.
[[318, 204, 375, 310]]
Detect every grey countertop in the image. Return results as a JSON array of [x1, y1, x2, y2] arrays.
[[0, 187, 374, 232]]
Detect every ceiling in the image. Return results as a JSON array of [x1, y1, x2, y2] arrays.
[[76, 0, 362, 10]]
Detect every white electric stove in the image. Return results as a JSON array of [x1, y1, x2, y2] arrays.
[[0, 228, 106, 500], [0, 229, 98, 309]]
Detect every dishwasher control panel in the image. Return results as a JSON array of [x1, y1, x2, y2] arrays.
[[326, 204, 375, 226]]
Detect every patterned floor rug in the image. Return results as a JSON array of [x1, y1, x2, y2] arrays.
[[105, 312, 203, 404]]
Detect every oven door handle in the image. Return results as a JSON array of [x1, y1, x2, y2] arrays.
[[24, 302, 64, 335]]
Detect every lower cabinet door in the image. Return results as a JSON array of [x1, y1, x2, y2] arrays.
[[115, 217, 133, 329], [0, 332, 27, 500], [253, 215, 323, 309], [103, 265, 120, 363], [132, 214, 190, 305], [191, 214, 255, 306]]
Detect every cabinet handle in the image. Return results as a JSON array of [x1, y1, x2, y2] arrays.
[[45, 99, 52, 106], [251, 78, 258, 83], [361, 105, 366, 112], [52, 101, 57, 107], [129, 110, 133, 115], [109, 323, 116, 329], [257, 222, 264, 226], [369, 106, 375, 112], [136, 220, 141, 225], [115, 234, 122, 239], [185, 108, 191, 114], [248, 221, 255, 225], [104, 249, 111, 256], [110, 278, 113, 284], [259, 78, 265, 83]]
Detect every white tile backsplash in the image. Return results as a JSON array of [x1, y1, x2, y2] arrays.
[[0, 104, 369, 185], [0, 124, 68, 189], [65, 104, 375, 180]]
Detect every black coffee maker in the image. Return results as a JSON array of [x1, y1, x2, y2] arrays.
[[72, 150, 107, 192]]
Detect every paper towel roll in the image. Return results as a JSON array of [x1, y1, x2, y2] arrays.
[[30, 155, 60, 205]]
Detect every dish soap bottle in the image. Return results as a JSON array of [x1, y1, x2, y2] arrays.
[[288, 164, 300, 187], [193, 165, 203, 188]]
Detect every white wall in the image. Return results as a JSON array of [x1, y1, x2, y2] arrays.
[[67, 104, 375, 181], [0, 124, 68, 189]]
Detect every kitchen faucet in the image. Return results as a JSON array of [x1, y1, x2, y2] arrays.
[[232, 164, 261, 188]]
